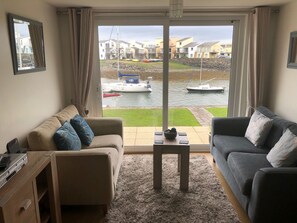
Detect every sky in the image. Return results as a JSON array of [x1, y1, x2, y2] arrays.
[[98, 26, 233, 44]]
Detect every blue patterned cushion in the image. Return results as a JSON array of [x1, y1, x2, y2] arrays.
[[53, 121, 81, 150], [70, 115, 94, 146]]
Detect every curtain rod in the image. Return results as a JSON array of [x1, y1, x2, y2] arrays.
[[57, 8, 254, 16], [57, 7, 280, 16]]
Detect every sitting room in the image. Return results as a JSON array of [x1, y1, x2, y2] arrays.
[[0, 0, 297, 222]]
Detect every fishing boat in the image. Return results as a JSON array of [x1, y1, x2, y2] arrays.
[[186, 52, 224, 93]]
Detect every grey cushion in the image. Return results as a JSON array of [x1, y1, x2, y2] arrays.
[[289, 123, 297, 136], [228, 152, 272, 196], [257, 106, 276, 118], [245, 110, 273, 146], [267, 129, 297, 167], [213, 135, 269, 160], [265, 117, 295, 149]]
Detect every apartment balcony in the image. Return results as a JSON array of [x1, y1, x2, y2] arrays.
[[177, 48, 188, 53]]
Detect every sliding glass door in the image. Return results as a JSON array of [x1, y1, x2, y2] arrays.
[[96, 17, 237, 151], [168, 25, 233, 145], [98, 25, 163, 148]]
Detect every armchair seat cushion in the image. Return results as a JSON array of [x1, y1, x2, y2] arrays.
[[82, 134, 123, 153], [227, 152, 272, 196], [213, 135, 269, 159]]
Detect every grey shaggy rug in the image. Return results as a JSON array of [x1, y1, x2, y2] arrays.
[[105, 155, 240, 223]]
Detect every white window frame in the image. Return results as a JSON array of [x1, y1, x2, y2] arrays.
[[92, 12, 249, 151]]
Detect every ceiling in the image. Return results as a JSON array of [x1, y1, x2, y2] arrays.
[[44, 0, 292, 10]]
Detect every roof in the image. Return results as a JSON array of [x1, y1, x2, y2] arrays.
[[198, 41, 220, 47], [183, 42, 199, 48], [177, 37, 192, 42]]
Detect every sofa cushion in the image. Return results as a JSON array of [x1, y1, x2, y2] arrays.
[[245, 110, 273, 146], [289, 123, 297, 136], [28, 117, 61, 151], [54, 105, 79, 124], [70, 115, 94, 146], [213, 135, 269, 160], [82, 134, 123, 153], [53, 121, 81, 151], [267, 129, 297, 167], [228, 152, 272, 196], [265, 117, 295, 149], [256, 106, 276, 118]]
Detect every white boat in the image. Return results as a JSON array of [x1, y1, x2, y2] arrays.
[[187, 84, 224, 93], [186, 52, 224, 93], [102, 26, 152, 93], [103, 73, 152, 93]]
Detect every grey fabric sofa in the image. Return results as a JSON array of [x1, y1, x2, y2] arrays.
[[211, 106, 297, 223], [27, 105, 123, 210]]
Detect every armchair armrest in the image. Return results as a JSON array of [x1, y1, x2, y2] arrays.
[[55, 150, 114, 205], [85, 117, 123, 138], [248, 167, 297, 223]]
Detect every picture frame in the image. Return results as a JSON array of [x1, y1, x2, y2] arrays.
[[7, 13, 46, 75], [287, 31, 297, 69]]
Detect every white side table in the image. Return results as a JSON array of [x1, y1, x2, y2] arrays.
[[153, 132, 190, 191]]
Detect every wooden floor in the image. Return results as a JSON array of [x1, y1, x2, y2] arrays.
[[62, 153, 251, 223]]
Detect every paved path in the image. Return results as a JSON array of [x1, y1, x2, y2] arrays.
[[188, 107, 213, 126]]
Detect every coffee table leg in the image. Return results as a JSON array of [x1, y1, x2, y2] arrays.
[[153, 149, 162, 189], [178, 154, 181, 172], [180, 150, 189, 191]]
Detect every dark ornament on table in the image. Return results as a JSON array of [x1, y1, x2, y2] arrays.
[[164, 128, 177, 140]]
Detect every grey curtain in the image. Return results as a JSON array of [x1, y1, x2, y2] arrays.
[[68, 8, 94, 116], [247, 7, 272, 115]]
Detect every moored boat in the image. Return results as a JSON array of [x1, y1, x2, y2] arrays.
[[186, 51, 224, 93], [187, 84, 224, 93], [103, 72, 152, 93], [103, 92, 121, 98]]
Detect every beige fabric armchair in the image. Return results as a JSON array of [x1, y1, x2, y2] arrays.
[[27, 105, 123, 208]]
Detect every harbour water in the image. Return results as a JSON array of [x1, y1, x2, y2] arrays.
[[102, 78, 229, 108]]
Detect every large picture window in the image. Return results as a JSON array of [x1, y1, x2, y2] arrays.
[[95, 15, 246, 152]]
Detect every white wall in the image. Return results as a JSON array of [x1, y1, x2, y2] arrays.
[[0, 0, 65, 152], [268, 1, 297, 122]]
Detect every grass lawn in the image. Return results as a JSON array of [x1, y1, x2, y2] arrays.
[[103, 108, 200, 127], [206, 107, 228, 117]]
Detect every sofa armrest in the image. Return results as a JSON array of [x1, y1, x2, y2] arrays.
[[85, 117, 123, 138], [211, 117, 250, 137], [55, 150, 114, 205], [248, 168, 297, 223]]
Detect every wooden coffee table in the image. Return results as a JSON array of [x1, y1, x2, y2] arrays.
[[153, 132, 190, 191]]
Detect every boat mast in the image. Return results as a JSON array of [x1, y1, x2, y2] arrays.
[[116, 26, 120, 74], [200, 52, 203, 85]]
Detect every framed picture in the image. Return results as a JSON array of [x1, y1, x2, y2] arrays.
[[7, 13, 46, 74], [287, 31, 297, 69]]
